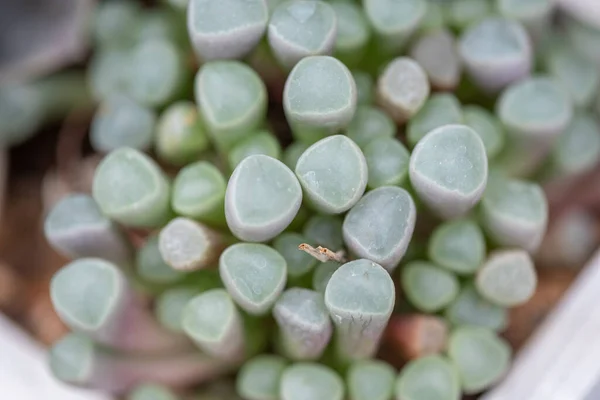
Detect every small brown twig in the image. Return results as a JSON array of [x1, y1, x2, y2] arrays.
[[298, 243, 347, 263]]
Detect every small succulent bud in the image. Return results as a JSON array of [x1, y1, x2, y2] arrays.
[[172, 161, 227, 226], [496, 76, 573, 175], [237, 355, 287, 400], [546, 44, 599, 108], [447, 326, 512, 394], [93, 0, 140, 48], [284, 56, 357, 143], [155, 101, 209, 166], [428, 219, 486, 275], [551, 113, 600, 178], [228, 130, 282, 171], [88, 49, 130, 102], [345, 105, 396, 149], [44, 194, 133, 266], [409, 124, 488, 219], [273, 288, 332, 360], [280, 363, 345, 400], [395, 355, 461, 400], [183, 289, 252, 361], [92, 147, 171, 228], [476, 249, 537, 307], [407, 94, 464, 147], [445, 284, 508, 332], [480, 175, 548, 252], [459, 17, 532, 92], [447, 0, 492, 31], [127, 39, 186, 108], [343, 186, 416, 272], [295, 135, 367, 214], [219, 243, 287, 315], [330, 1, 370, 67], [401, 261, 460, 312], [410, 30, 461, 91], [195, 61, 267, 151], [363, 0, 427, 53], [463, 105, 505, 160], [347, 360, 395, 400], [91, 95, 156, 153], [187, 0, 269, 61], [364, 137, 410, 189], [225, 155, 302, 242], [376, 57, 430, 123], [497, 0, 555, 39], [268, 1, 337, 69]]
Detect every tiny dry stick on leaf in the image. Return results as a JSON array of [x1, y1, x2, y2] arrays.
[[298, 243, 347, 263]]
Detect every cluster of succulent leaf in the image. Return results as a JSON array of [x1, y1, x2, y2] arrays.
[[40, 0, 600, 399]]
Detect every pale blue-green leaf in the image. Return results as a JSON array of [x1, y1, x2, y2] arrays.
[[156, 101, 209, 166], [364, 137, 410, 189], [268, 1, 337, 68], [324, 259, 395, 360], [447, 326, 511, 394], [444, 284, 508, 332], [237, 355, 288, 400], [458, 17, 532, 92], [409, 124, 488, 219], [195, 61, 267, 150], [343, 186, 416, 271], [347, 360, 395, 400], [428, 219, 486, 275], [401, 261, 459, 312], [225, 155, 303, 242], [92, 147, 171, 228], [376, 57, 430, 123], [295, 135, 367, 214], [187, 0, 269, 60], [90, 95, 156, 153], [44, 193, 132, 265], [345, 105, 396, 149], [280, 363, 345, 400], [273, 288, 332, 360], [219, 243, 287, 315], [480, 175, 548, 252], [475, 249, 537, 307], [407, 93, 463, 147], [172, 161, 226, 224], [395, 355, 460, 400]]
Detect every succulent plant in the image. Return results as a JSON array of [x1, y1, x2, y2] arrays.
[[43, 0, 600, 398]]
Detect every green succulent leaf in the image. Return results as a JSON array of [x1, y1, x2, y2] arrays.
[[343, 186, 416, 272], [268, 1, 337, 69], [225, 155, 303, 242], [187, 0, 269, 60], [448, 326, 512, 394]]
